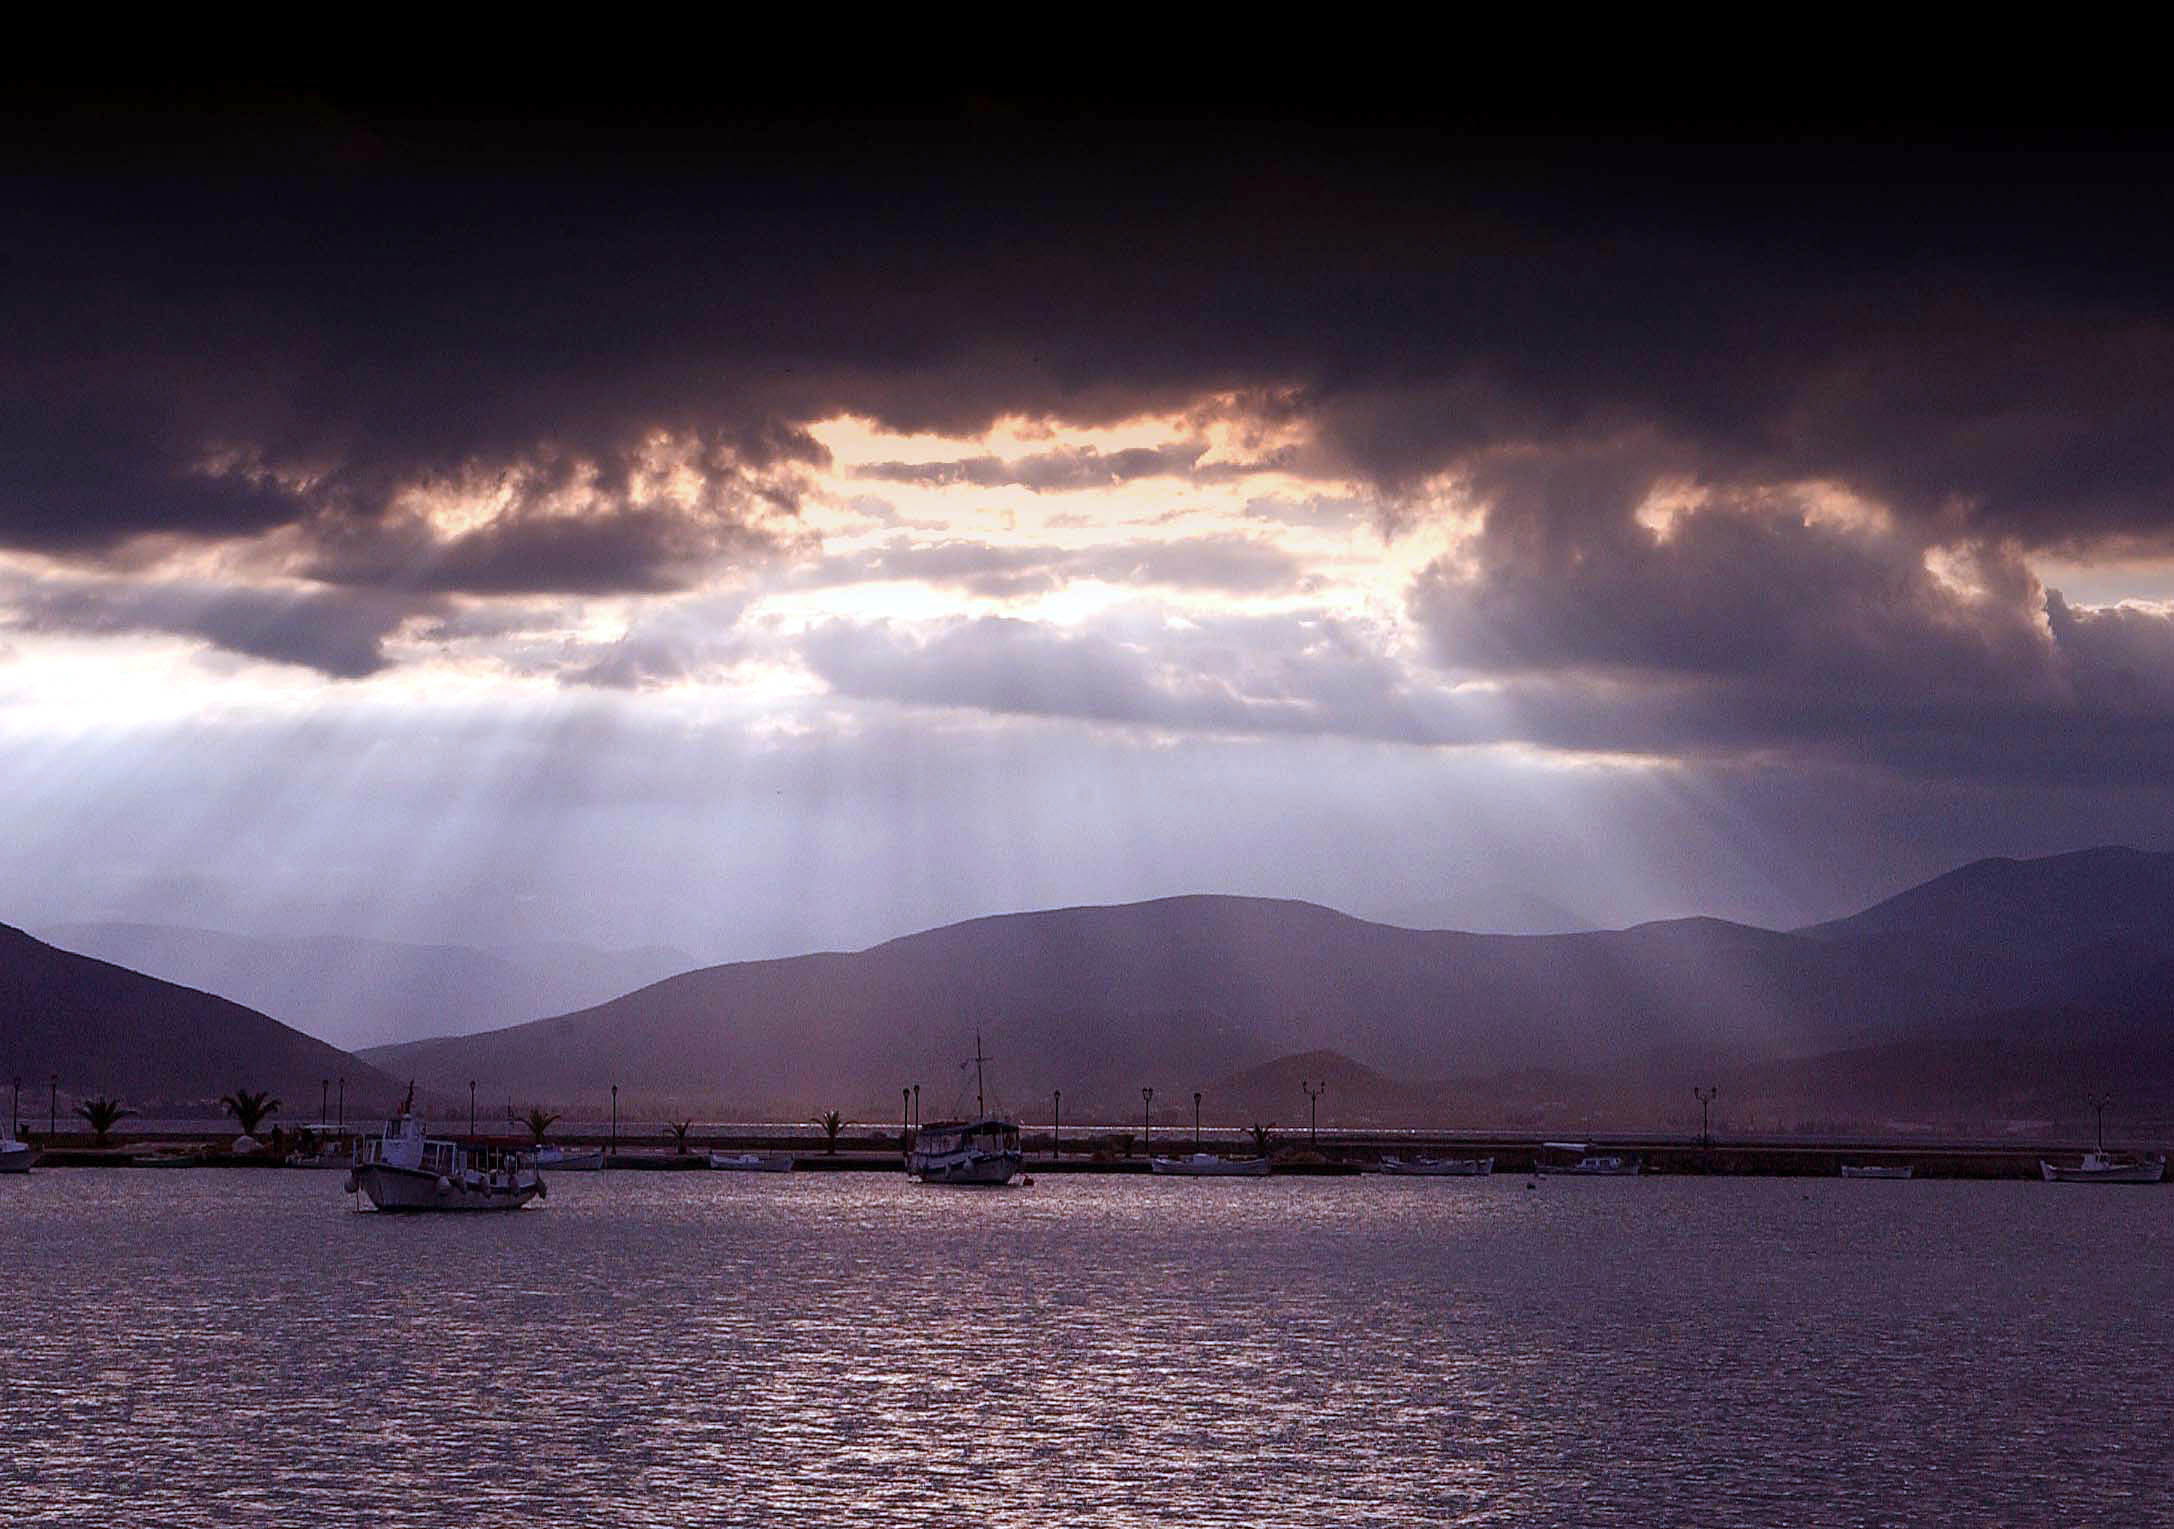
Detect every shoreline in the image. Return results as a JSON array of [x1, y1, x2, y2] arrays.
[[11, 1132, 2162, 1181]]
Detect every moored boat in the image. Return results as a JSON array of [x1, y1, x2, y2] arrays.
[[1150, 1153, 1272, 1177], [1377, 1154, 1493, 1176], [709, 1151, 795, 1172], [2040, 1150, 2165, 1184], [909, 1116, 1023, 1185], [1534, 1143, 1641, 1176], [532, 1146, 605, 1172], [1840, 1163, 1914, 1180], [346, 1107, 545, 1211], [0, 1129, 31, 1174], [908, 1034, 1022, 1186]]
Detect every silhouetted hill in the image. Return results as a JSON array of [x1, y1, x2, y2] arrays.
[[0, 923, 404, 1115], [365, 851, 2163, 1122], [34, 923, 697, 1050], [1800, 846, 2174, 965]]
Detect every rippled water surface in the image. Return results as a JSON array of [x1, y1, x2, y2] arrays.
[[4, 1169, 2169, 1526]]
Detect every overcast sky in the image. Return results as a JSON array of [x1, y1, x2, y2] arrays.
[[4, 96, 2171, 959]]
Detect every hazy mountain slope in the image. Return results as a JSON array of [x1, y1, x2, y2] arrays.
[[34, 922, 697, 1050], [362, 886, 2078, 1118], [0, 922, 403, 1114]]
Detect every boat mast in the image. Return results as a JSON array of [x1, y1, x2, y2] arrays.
[[973, 1032, 987, 1117]]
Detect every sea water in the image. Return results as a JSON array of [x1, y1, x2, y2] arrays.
[[2, 1170, 2167, 1526]]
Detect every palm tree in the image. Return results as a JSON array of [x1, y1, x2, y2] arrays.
[[220, 1087, 280, 1138], [523, 1106, 562, 1145], [813, 1110, 845, 1154], [665, 1119, 695, 1155], [75, 1096, 134, 1147], [1247, 1122, 1276, 1158]]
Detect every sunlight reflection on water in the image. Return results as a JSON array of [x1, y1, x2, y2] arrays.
[[2, 1171, 2168, 1526]]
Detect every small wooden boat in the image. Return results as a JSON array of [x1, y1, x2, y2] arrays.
[[532, 1145, 605, 1172], [1377, 1154, 1493, 1176], [1149, 1153, 1272, 1177], [0, 1133, 34, 1174], [708, 1151, 795, 1172], [1534, 1143, 1642, 1176], [1839, 1163, 1914, 1179]]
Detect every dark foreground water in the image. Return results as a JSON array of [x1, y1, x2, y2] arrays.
[[3, 1170, 2168, 1527]]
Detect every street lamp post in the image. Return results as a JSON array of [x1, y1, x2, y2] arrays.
[[10, 1077, 17, 1137], [902, 1085, 911, 1155], [337, 1076, 344, 1130], [320, 1078, 328, 1128], [1302, 1079, 1325, 1146], [49, 1075, 57, 1137], [1052, 1089, 1061, 1161], [2089, 1093, 2113, 1151], [1141, 1086, 1154, 1158], [470, 1080, 478, 1140], [1694, 1085, 1718, 1149], [1194, 1090, 1203, 1150], [912, 1084, 920, 1129]]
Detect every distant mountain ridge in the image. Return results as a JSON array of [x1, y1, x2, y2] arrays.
[[34, 923, 697, 1050], [361, 847, 2174, 1126], [0, 922, 404, 1114]]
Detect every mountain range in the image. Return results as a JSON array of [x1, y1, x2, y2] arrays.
[[359, 846, 2174, 1131], [6, 847, 2170, 1132], [32, 924, 696, 1051]]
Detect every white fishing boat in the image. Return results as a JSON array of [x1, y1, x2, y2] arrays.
[[287, 1132, 355, 1169], [2040, 1150, 2165, 1184], [346, 1104, 545, 1212], [0, 1126, 31, 1174], [908, 1034, 1022, 1186], [532, 1145, 605, 1172], [1150, 1153, 1272, 1177], [708, 1151, 795, 1172], [1535, 1142, 1642, 1176], [1377, 1154, 1493, 1176], [1840, 1163, 1914, 1180]]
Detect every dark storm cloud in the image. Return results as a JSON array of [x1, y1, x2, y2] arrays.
[[1402, 442, 2174, 778], [3, 574, 435, 677], [10, 119, 2174, 580]]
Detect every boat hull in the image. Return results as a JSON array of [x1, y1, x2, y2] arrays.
[[909, 1150, 1022, 1185], [1150, 1155, 1272, 1177], [2041, 1159, 2165, 1184], [0, 1142, 31, 1174], [1840, 1164, 1914, 1179], [709, 1153, 794, 1172], [350, 1162, 544, 1211], [1378, 1156, 1492, 1176], [535, 1149, 605, 1172]]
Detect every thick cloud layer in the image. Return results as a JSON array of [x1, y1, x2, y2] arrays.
[[5, 104, 2174, 807]]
